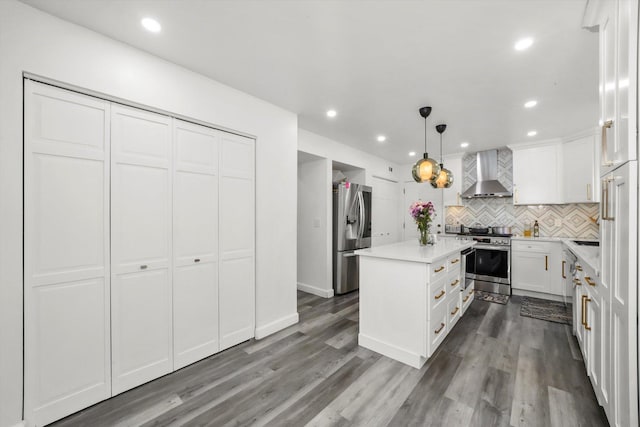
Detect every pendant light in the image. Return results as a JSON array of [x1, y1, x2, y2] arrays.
[[412, 106, 441, 183], [431, 123, 454, 188]]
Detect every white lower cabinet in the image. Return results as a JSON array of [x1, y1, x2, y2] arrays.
[[24, 81, 255, 426], [511, 240, 562, 296]]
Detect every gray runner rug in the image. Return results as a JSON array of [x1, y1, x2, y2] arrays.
[[520, 296, 572, 325]]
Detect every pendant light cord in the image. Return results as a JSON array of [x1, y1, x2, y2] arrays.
[[424, 116, 427, 154], [439, 133, 443, 165]]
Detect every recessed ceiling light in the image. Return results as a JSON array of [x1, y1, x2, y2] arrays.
[[326, 109, 337, 118], [141, 17, 162, 33], [515, 37, 534, 51], [524, 100, 537, 108], [408, 151, 416, 157], [527, 130, 537, 137], [377, 135, 386, 142], [460, 142, 469, 148]]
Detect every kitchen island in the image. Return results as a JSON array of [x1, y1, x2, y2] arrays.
[[355, 239, 475, 368]]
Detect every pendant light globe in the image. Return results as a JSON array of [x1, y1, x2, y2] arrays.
[[412, 106, 441, 183], [430, 123, 454, 188]]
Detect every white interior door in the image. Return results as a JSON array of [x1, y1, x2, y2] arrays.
[[403, 181, 444, 240], [24, 80, 111, 426], [370, 177, 401, 246], [219, 132, 255, 350], [173, 119, 220, 369], [111, 105, 173, 394]]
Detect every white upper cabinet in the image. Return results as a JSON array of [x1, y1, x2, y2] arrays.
[[511, 142, 562, 205], [24, 81, 112, 427], [562, 133, 599, 203], [598, 0, 637, 174], [442, 154, 463, 207]]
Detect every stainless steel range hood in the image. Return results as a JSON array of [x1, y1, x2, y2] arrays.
[[461, 150, 512, 198]]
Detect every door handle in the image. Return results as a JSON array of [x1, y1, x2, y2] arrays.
[[545, 255, 548, 271], [140, 265, 148, 270], [601, 119, 613, 167], [357, 192, 365, 239], [581, 295, 587, 327], [434, 323, 445, 334], [584, 297, 592, 331], [450, 306, 459, 316], [434, 290, 446, 300], [562, 260, 566, 278], [586, 183, 591, 201], [584, 276, 596, 287]]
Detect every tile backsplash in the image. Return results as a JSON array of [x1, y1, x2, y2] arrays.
[[446, 199, 599, 239]]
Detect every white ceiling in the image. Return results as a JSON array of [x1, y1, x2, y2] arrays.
[[21, 0, 599, 164]]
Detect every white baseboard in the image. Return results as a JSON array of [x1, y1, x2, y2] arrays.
[[254, 312, 299, 340], [358, 333, 425, 369], [297, 282, 334, 298], [512, 288, 568, 303]]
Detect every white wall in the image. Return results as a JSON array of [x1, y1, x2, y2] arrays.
[[297, 156, 332, 297], [297, 129, 403, 297], [0, 2, 298, 425]]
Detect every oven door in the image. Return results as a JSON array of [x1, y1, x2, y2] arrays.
[[462, 247, 476, 289], [474, 245, 510, 285]]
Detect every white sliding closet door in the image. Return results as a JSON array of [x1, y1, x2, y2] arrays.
[[219, 132, 255, 350], [111, 105, 173, 394], [173, 120, 220, 369], [24, 80, 111, 426]]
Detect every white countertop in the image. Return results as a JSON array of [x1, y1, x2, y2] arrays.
[[355, 239, 475, 264]]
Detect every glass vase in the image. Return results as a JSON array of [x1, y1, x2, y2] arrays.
[[419, 228, 429, 246]]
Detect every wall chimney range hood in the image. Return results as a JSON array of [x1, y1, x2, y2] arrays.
[[461, 150, 512, 198]]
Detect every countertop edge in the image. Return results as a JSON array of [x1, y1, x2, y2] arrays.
[[355, 241, 476, 264]]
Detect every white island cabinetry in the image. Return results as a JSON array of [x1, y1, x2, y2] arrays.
[[356, 240, 474, 368]]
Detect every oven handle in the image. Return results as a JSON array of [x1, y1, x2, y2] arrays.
[[474, 245, 510, 251]]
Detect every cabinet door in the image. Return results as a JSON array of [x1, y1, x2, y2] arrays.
[[575, 279, 585, 353], [111, 105, 173, 394], [173, 120, 220, 369], [24, 81, 111, 426], [511, 251, 549, 293], [586, 292, 603, 403], [513, 144, 562, 205], [563, 136, 597, 203], [219, 132, 255, 350], [602, 162, 638, 426]]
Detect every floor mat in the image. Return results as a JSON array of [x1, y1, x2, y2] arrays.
[[474, 290, 509, 305], [520, 296, 572, 325]]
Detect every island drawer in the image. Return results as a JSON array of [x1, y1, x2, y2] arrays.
[[447, 253, 462, 272], [428, 303, 448, 356], [428, 258, 448, 282], [429, 279, 448, 313], [447, 296, 461, 329], [446, 271, 461, 294], [461, 284, 474, 314]]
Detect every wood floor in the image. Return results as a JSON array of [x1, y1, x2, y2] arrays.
[[52, 291, 609, 427]]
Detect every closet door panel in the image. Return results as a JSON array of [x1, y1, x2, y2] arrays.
[[24, 80, 111, 426], [113, 163, 170, 268], [111, 105, 172, 394], [219, 133, 255, 350], [111, 269, 171, 388], [219, 257, 254, 349], [174, 172, 218, 263], [174, 263, 219, 367], [173, 120, 219, 369]]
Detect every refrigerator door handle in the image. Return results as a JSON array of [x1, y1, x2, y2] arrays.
[[357, 191, 365, 239]]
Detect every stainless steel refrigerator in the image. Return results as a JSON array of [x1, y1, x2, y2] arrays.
[[333, 182, 372, 294]]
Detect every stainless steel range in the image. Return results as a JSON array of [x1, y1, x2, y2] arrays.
[[456, 233, 511, 296]]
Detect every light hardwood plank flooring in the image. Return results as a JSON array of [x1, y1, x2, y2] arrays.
[[51, 292, 608, 427]]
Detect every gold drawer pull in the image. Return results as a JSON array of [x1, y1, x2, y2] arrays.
[[576, 265, 583, 271], [573, 278, 582, 285], [463, 295, 470, 303], [581, 295, 587, 326], [450, 306, 459, 316], [450, 279, 459, 287], [562, 260, 566, 279], [450, 258, 460, 264], [434, 323, 445, 334], [434, 290, 446, 300], [434, 266, 445, 273], [584, 276, 596, 287], [545, 255, 548, 271]]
